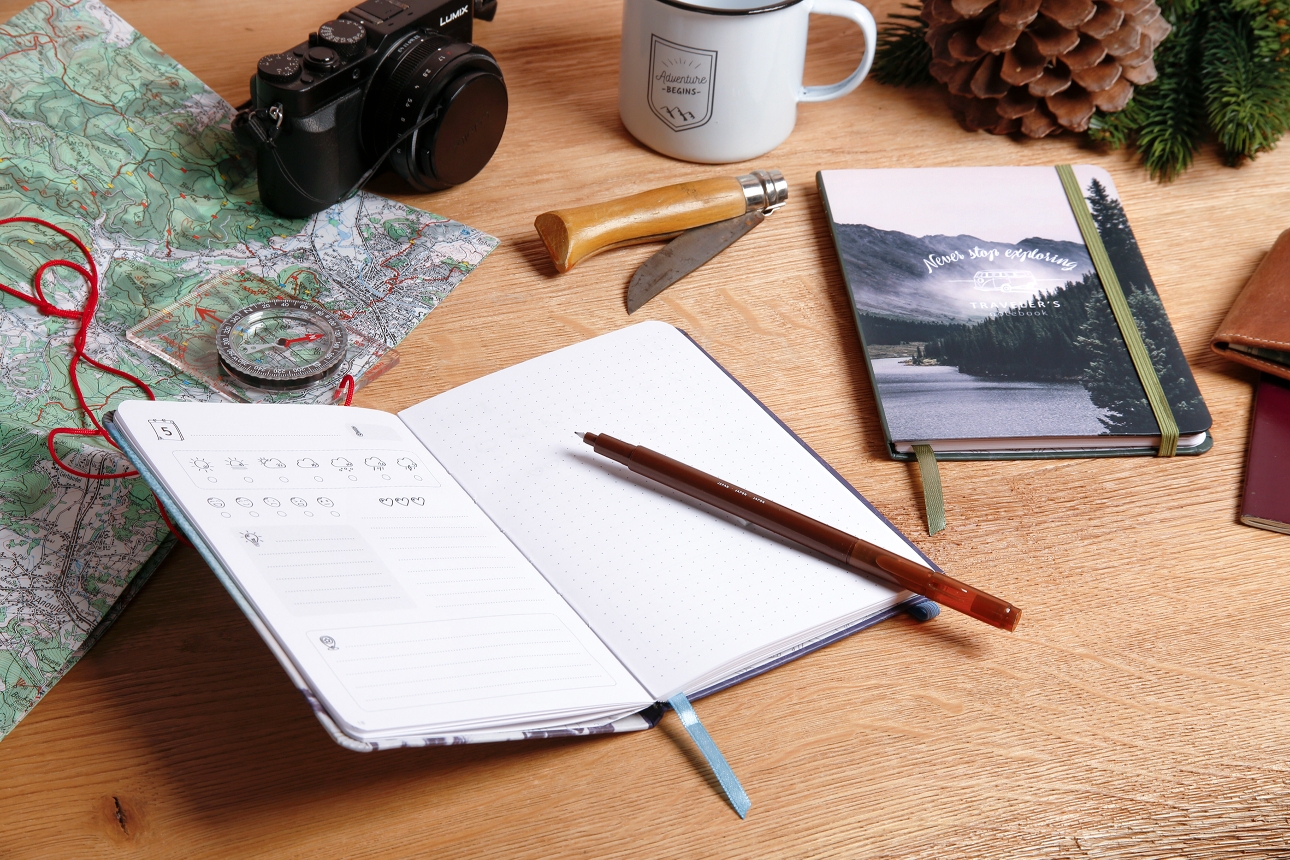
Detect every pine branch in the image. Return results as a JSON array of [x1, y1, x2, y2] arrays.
[[1229, 0, 1290, 61], [1202, 5, 1290, 163], [872, 4, 934, 87], [1090, 10, 1208, 180], [1088, 103, 1140, 150], [1157, 0, 1206, 21]]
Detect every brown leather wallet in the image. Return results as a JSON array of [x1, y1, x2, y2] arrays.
[[1213, 228, 1290, 382]]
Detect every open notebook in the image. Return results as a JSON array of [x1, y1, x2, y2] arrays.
[[108, 322, 935, 750]]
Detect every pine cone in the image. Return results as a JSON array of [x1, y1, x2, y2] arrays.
[[922, 0, 1171, 137]]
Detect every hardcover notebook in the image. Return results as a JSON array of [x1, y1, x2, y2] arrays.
[[817, 166, 1212, 459], [107, 322, 933, 749], [1241, 374, 1290, 535]]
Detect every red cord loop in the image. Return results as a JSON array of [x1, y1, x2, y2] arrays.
[[0, 218, 186, 541], [1, 218, 356, 544], [336, 373, 356, 406], [0, 217, 156, 478]]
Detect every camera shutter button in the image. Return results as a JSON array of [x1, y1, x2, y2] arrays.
[[304, 46, 341, 72], [257, 53, 301, 84], [318, 19, 366, 59]]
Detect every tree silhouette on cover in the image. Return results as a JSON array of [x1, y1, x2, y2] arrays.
[[904, 180, 1209, 432]]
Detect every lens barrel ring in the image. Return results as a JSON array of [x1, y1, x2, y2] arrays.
[[362, 31, 451, 151], [362, 30, 507, 192]]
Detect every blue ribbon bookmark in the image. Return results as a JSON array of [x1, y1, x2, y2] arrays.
[[667, 692, 751, 819]]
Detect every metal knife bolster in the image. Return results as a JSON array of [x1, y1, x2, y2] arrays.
[[736, 169, 788, 215]]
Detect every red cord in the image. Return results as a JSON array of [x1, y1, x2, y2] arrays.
[[336, 373, 356, 406], [1, 218, 357, 546], [0, 218, 190, 542], [0, 217, 154, 475]]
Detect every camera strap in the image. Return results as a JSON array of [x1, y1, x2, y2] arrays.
[[232, 102, 332, 209], [232, 100, 444, 211]]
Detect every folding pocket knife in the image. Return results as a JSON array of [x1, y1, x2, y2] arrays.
[[534, 169, 788, 313]]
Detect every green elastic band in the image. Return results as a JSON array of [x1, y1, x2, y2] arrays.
[[912, 444, 946, 535], [1056, 165, 1179, 457]]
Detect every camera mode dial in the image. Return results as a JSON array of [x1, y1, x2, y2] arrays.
[[318, 19, 366, 59], [257, 53, 301, 84]]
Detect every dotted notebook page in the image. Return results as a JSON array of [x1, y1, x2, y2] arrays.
[[400, 322, 928, 701]]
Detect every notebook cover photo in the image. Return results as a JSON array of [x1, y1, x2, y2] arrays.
[[1241, 374, 1290, 535], [817, 166, 1212, 461]]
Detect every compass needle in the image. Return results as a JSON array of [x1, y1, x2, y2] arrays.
[[216, 300, 347, 391], [241, 331, 327, 356]]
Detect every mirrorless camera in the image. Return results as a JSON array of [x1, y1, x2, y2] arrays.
[[235, 0, 507, 217]]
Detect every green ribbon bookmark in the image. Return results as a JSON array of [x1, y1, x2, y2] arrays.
[[912, 444, 946, 535], [1055, 165, 1179, 457]]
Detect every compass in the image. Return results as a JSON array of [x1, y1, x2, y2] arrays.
[[216, 300, 347, 391]]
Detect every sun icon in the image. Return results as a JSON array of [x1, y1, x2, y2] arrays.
[[189, 457, 211, 471]]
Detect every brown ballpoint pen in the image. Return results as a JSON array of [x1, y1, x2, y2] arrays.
[[579, 432, 1021, 632]]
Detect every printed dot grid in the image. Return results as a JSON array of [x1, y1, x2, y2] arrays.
[[405, 322, 926, 699]]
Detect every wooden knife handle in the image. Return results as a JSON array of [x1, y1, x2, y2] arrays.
[[534, 172, 786, 272]]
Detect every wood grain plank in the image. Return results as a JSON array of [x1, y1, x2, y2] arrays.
[[0, 0, 1286, 855]]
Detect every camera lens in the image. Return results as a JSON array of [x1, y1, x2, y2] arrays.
[[362, 32, 507, 192], [422, 71, 507, 186]]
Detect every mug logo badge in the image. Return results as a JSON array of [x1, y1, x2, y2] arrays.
[[648, 35, 717, 131]]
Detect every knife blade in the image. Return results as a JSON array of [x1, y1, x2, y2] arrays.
[[626, 209, 765, 314]]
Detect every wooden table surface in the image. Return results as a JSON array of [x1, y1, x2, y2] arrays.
[[2, 0, 1287, 856]]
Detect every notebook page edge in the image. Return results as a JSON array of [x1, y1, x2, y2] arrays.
[[113, 401, 654, 740]]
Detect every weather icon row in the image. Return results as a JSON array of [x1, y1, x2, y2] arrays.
[[189, 455, 419, 472], [175, 450, 440, 489], [206, 495, 343, 519], [208, 496, 334, 509]]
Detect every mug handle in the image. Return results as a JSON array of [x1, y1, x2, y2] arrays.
[[799, 0, 877, 103]]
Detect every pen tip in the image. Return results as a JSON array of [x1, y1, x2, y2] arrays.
[[574, 432, 584, 441]]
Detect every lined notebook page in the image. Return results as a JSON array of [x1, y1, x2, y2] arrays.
[[115, 401, 652, 739], [400, 322, 927, 701]]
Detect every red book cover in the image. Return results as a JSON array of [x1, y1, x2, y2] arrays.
[[1242, 374, 1290, 534]]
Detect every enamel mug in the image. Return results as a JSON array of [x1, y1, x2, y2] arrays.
[[618, 0, 877, 163]]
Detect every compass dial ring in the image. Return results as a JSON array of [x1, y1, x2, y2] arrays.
[[216, 300, 347, 391]]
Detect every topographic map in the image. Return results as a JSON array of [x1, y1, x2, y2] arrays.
[[0, 0, 497, 740]]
